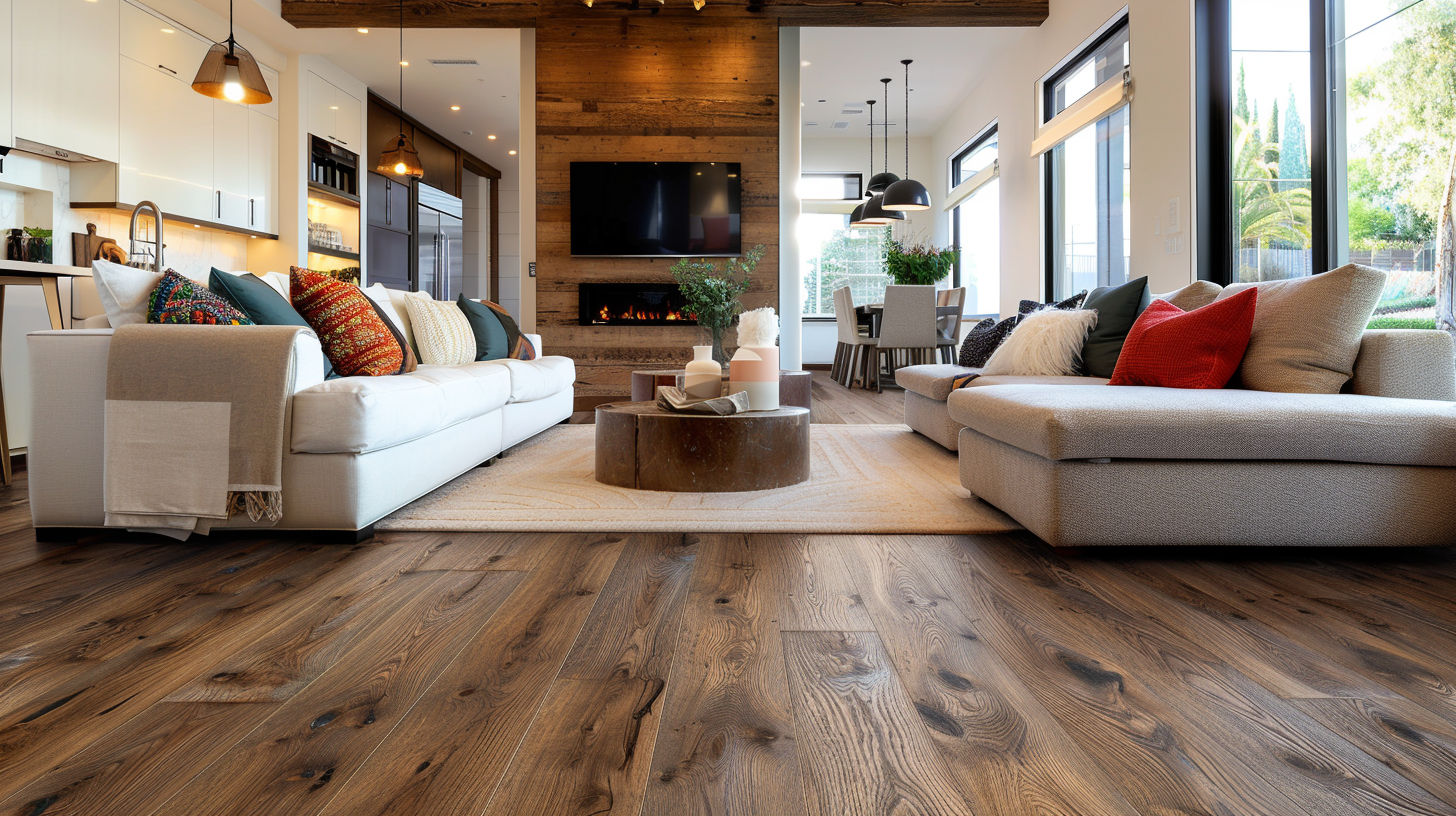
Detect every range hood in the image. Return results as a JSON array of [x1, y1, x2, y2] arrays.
[[13, 138, 103, 163]]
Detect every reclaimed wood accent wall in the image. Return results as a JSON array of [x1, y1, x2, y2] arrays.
[[536, 12, 779, 397]]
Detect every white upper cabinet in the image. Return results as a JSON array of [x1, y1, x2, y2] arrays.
[[118, 56, 214, 219], [308, 71, 361, 152], [247, 110, 278, 234], [0, 0, 13, 149], [213, 100, 249, 227], [12, 0, 120, 162], [120, 0, 210, 83]]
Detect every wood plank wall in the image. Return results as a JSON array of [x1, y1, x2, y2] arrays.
[[535, 12, 780, 397]]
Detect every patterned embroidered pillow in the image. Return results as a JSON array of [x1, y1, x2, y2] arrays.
[[146, 270, 253, 325], [402, 292, 476, 366], [958, 316, 1014, 367], [290, 267, 404, 377], [475, 299, 537, 360]]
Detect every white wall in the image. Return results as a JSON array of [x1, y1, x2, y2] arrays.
[[928, 0, 1196, 319], [497, 163, 522, 319], [461, 170, 488, 300], [516, 28, 536, 333]]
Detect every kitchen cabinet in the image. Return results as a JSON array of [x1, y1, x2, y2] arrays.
[[0, 0, 12, 149], [213, 101, 249, 227], [119, 0, 209, 84], [248, 110, 278, 234], [308, 72, 361, 152], [117, 55, 214, 220], [12, 0, 120, 162], [367, 172, 412, 232]]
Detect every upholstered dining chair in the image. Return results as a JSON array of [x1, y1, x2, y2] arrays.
[[936, 287, 966, 364], [832, 286, 877, 387], [868, 285, 937, 392]]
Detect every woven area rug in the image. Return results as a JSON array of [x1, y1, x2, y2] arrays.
[[378, 424, 1021, 534]]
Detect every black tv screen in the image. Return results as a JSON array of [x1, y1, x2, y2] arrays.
[[571, 162, 742, 257]]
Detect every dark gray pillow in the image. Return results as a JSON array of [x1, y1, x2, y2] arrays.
[[958, 317, 1011, 367], [1081, 276, 1151, 378]]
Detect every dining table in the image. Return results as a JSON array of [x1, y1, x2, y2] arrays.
[[856, 302, 963, 338]]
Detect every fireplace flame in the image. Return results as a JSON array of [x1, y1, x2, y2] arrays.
[[595, 304, 689, 323]]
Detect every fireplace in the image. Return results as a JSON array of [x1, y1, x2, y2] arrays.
[[579, 283, 696, 326]]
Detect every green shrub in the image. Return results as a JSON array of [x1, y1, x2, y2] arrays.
[[1366, 316, 1438, 330]]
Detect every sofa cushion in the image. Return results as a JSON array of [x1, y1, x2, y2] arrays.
[[1080, 276, 1151, 378], [1215, 263, 1386, 394], [1109, 288, 1257, 389], [1154, 280, 1223, 311], [946, 384, 1456, 467], [292, 362, 512, 454], [897, 364, 980, 401], [481, 356, 576, 403]]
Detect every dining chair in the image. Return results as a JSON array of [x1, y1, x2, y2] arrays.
[[870, 285, 937, 392], [936, 287, 966, 364], [832, 286, 877, 388]]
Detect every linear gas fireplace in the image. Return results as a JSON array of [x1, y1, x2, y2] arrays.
[[579, 283, 696, 326]]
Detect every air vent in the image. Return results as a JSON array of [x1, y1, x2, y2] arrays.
[[428, 59, 479, 66], [840, 107, 863, 115], [804, 121, 819, 127], [831, 121, 850, 130]]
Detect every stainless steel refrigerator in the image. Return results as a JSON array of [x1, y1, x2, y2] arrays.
[[416, 184, 464, 300]]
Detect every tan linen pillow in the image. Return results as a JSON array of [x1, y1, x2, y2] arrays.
[[402, 292, 476, 366], [1154, 280, 1223, 311], [1214, 263, 1386, 393]]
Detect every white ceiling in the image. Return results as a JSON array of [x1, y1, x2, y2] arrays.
[[800, 27, 1030, 138]]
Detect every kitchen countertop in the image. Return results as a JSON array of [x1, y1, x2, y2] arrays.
[[0, 259, 93, 277]]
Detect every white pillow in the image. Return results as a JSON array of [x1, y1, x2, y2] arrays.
[[92, 259, 163, 327], [402, 291, 475, 366], [982, 307, 1099, 377], [362, 283, 408, 334]]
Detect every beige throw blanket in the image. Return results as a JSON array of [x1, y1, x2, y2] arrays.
[[104, 324, 309, 537]]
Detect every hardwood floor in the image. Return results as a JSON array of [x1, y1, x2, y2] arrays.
[[4, 389, 1456, 814]]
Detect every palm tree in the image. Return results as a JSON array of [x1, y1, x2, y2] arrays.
[[1232, 115, 1312, 265]]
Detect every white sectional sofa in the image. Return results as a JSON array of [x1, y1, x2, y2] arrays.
[[26, 296, 574, 540]]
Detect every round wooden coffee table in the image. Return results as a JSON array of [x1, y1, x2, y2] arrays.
[[595, 402, 811, 492]]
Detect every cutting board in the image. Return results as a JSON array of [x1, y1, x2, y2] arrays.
[[72, 223, 124, 267]]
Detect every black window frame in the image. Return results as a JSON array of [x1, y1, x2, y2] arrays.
[[1196, 0, 1331, 285], [1041, 13, 1133, 301], [949, 121, 999, 296]]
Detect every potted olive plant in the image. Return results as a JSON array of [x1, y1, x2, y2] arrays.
[[669, 244, 766, 365]]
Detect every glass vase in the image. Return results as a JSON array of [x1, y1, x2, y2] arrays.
[[704, 323, 730, 367]]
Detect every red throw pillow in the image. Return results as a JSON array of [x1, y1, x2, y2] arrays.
[[1109, 288, 1258, 389], [290, 268, 405, 377]]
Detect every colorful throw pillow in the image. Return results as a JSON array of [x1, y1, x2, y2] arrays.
[[290, 267, 405, 377], [458, 294, 510, 361], [1080, 276, 1152, 378], [402, 292, 476, 366], [1110, 288, 1258, 389], [146, 270, 253, 325], [1213, 263, 1386, 394], [471, 299, 537, 360], [982, 307, 1099, 377]]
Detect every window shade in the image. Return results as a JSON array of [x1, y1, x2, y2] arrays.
[[1030, 69, 1133, 158], [942, 159, 999, 212]]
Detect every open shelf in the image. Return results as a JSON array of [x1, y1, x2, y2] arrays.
[[307, 182, 361, 208], [307, 244, 360, 262]]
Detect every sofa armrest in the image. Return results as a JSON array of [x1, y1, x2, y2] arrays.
[[1349, 329, 1455, 401], [526, 333, 542, 355]]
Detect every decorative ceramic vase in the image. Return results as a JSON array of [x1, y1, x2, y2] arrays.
[[729, 345, 779, 410], [684, 345, 722, 400]]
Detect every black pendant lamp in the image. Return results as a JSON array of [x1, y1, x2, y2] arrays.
[[192, 0, 272, 104], [376, 1, 425, 179], [866, 78, 900, 195], [883, 59, 932, 211], [850, 98, 882, 228]]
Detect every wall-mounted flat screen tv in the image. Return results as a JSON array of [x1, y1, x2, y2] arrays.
[[571, 161, 742, 257]]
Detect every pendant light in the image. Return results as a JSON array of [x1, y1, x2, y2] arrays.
[[866, 78, 900, 196], [376, 1, 425, 179], [850, 99, 882, 229], [883, 59, 932, 211], [192, 0, 272, 104]]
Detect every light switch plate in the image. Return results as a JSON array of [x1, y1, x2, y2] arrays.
[[1166, 197, 1182, 234], [528, 262, 537, 278]]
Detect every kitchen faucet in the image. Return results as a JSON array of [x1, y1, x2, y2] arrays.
[[128, 201, 164, 272]]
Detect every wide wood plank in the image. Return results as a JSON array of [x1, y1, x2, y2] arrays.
[[782, 629, 973, 816], [839, 535, 1139, 816], [756, 534, 874, 631], [1292, 696, 1456, 807], [640, 534, 806, 816], [315, 533, 628, 816]]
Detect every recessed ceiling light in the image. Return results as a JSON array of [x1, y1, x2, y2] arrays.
[[801, 60, 811, 67], [488, 134, 497, 140], [508, 149, 517, 155], [399, 60, 409, 67], [160, 27, 175, 33], [451, 105, 461, 111], [329, 106, 338, 110], [357, 28, 369, 33]]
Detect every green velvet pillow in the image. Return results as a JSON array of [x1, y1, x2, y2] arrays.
[[1080, 275, 1151, 378], [210, 268, 334, 379], [457, 294, 510, 361]]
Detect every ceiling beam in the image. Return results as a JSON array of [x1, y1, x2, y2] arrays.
[[280, 0, 1048, 29]]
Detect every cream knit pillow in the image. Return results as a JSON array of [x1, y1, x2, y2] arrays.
[[402, 292, 476, 366]]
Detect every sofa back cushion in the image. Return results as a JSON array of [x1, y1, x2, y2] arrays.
[[1215, 263, 1386, 393], [1154, 280, 1223, 311]]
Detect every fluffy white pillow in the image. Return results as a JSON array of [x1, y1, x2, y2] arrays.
[[982, 307, 1099, 376], [92, 259, 163, 327]]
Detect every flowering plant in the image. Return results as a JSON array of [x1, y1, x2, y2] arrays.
[[886, 240, 959, 286]]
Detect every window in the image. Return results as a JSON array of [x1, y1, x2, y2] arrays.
[[1043, 18, 1132, 300], [950, 125, 1000, 316], [1201, 0, 1445, 327], [799, 212, 891, 317], [800, 172, 864, 201]]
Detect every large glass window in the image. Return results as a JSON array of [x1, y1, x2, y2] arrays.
[[951, 126, 1000, 316], [799, 212, 891, 317], [1045, 21, 1132, 299]]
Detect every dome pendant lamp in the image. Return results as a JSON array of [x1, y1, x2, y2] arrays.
[[192, 0, 272, 104], [850, 98, 883, 229], [866, 78, 900, 196], [376, 1, 425, 179], [882, 59, 933, 212]]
